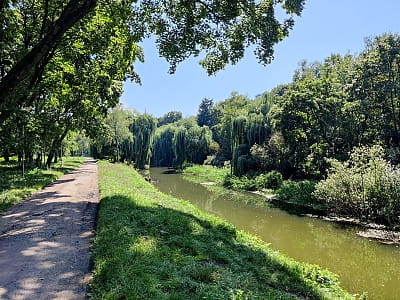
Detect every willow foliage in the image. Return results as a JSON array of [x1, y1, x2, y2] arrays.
[[173, 127, 187, 169], [131, 114, 157, 169]]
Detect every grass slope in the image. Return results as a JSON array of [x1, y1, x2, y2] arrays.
[[0, 157, 86, 212], [91, 161, 354, 299]]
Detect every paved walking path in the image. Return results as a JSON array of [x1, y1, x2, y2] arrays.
[[0, 160, 99, 300]]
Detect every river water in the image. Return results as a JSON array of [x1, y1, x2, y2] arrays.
[[150, 168, 400, 299]]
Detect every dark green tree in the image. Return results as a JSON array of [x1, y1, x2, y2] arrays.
[[197, 98, 217, 127], [157, 111, 182, 127]]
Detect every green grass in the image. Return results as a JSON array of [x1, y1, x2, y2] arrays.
[[0, 157, 86, 212], [90, 161, 355, 299], [183, 165, 230, 185]]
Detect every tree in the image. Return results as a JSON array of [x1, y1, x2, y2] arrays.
[[158, 111, 182, 127], [0, 0, 305, 110], [273, 55, 356, 177], [106, 105, 134, 162], [173, 127, 187, 170], [152, 125, 176, 167], [197, 98, 217, 127], [350, 34, 400, 149], [131, 114, 157, 169]]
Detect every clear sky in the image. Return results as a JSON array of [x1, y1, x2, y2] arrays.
[[121, 0, 400, 118]]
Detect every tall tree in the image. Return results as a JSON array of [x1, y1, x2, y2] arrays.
[[131, 114, 157, 169], [197, 98, 217, 127]]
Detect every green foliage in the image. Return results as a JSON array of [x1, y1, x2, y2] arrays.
[[250, 132, 289, 175], [197, 98, 218, 128], [131, 114, 157, 169], [152, 125, 176, 167], [0, 0, 306, 110], [92, 161, 353, 299], [277, 180, 318, 208], [183, 165, 229, 185], [223, 174, 256, 191], [255, 171, 283, 190], [152, 118, 213, 168], [157, 111, 182, 127], [173, 127, 187, 169], [313, 145, 400, 226], [0, 157, 85, 212]]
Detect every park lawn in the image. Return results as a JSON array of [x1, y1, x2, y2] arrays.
[[90, 161, 355, 299], [0, 157, 86, 212]]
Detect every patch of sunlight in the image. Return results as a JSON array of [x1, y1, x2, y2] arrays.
[[130, 236, 158, 255], [190, 220, 206, 235]]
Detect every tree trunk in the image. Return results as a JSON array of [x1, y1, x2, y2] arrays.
[[35, 152, 42, 168], [46, 131, 68, 168], [0, 0, 97, 108]]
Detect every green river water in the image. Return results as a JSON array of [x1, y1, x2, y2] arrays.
[[150, 168, 400, 300]]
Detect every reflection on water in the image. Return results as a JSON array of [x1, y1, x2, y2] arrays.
[[151, 168, 400, 300]]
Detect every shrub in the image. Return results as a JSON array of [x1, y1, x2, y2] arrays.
[[223, 174, 256, 191], [255, 171, 283, 190], [313, 145, 400, 226], [277, 180, 317, 207]]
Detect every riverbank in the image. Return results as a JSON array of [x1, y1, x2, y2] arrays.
[[91, 161, 355, 299], [182, 165, 400, 246], [0, 157, 86, 212]]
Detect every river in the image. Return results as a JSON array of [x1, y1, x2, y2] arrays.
[[150, 168, 400, 299]]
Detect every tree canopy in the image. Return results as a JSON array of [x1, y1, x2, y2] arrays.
[[0, 0, 305, 110]]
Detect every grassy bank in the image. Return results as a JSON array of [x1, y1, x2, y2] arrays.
[[91, 161, 355, 299], [183, 165, 229, 185], [0, 157, 86, 212]]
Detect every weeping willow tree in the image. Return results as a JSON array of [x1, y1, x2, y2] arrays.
[[152, 125, 175, 167], [231, 116, 248, 176], [247, 113, 267, 146], [173, 127, 187, 169], [186, 126, 213, 164], [131, 114, 157, 169]]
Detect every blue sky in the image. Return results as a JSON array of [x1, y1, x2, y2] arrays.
[[121, 0, 400, 118]]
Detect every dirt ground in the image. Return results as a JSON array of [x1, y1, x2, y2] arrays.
[[0, 159, 99, 300]]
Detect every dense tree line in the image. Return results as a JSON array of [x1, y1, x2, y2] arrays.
[[191, 34, 400, 180]]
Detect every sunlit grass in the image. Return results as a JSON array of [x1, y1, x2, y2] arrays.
[[0, 157, 86, 211], [183, 165, 229, 185], [90, 161, 355, 299]]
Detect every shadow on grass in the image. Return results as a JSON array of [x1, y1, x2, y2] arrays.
[[91, 194, 345, 299], [0, 159, 85, 212]]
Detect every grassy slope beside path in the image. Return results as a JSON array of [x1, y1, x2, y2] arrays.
[[0, 157, 86, 212], [91, 161, 354, 299]]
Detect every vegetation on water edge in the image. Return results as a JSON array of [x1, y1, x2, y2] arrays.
[[184, 145, 400, 228], [183, 165, 229, 185], [0, 157, 86, 212], [91, 161, 355, 299]]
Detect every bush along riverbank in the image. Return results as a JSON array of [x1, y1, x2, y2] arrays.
[[0, 156, 86, 212], [183, 146, 400, 244], [90, 161, 355, 299]]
